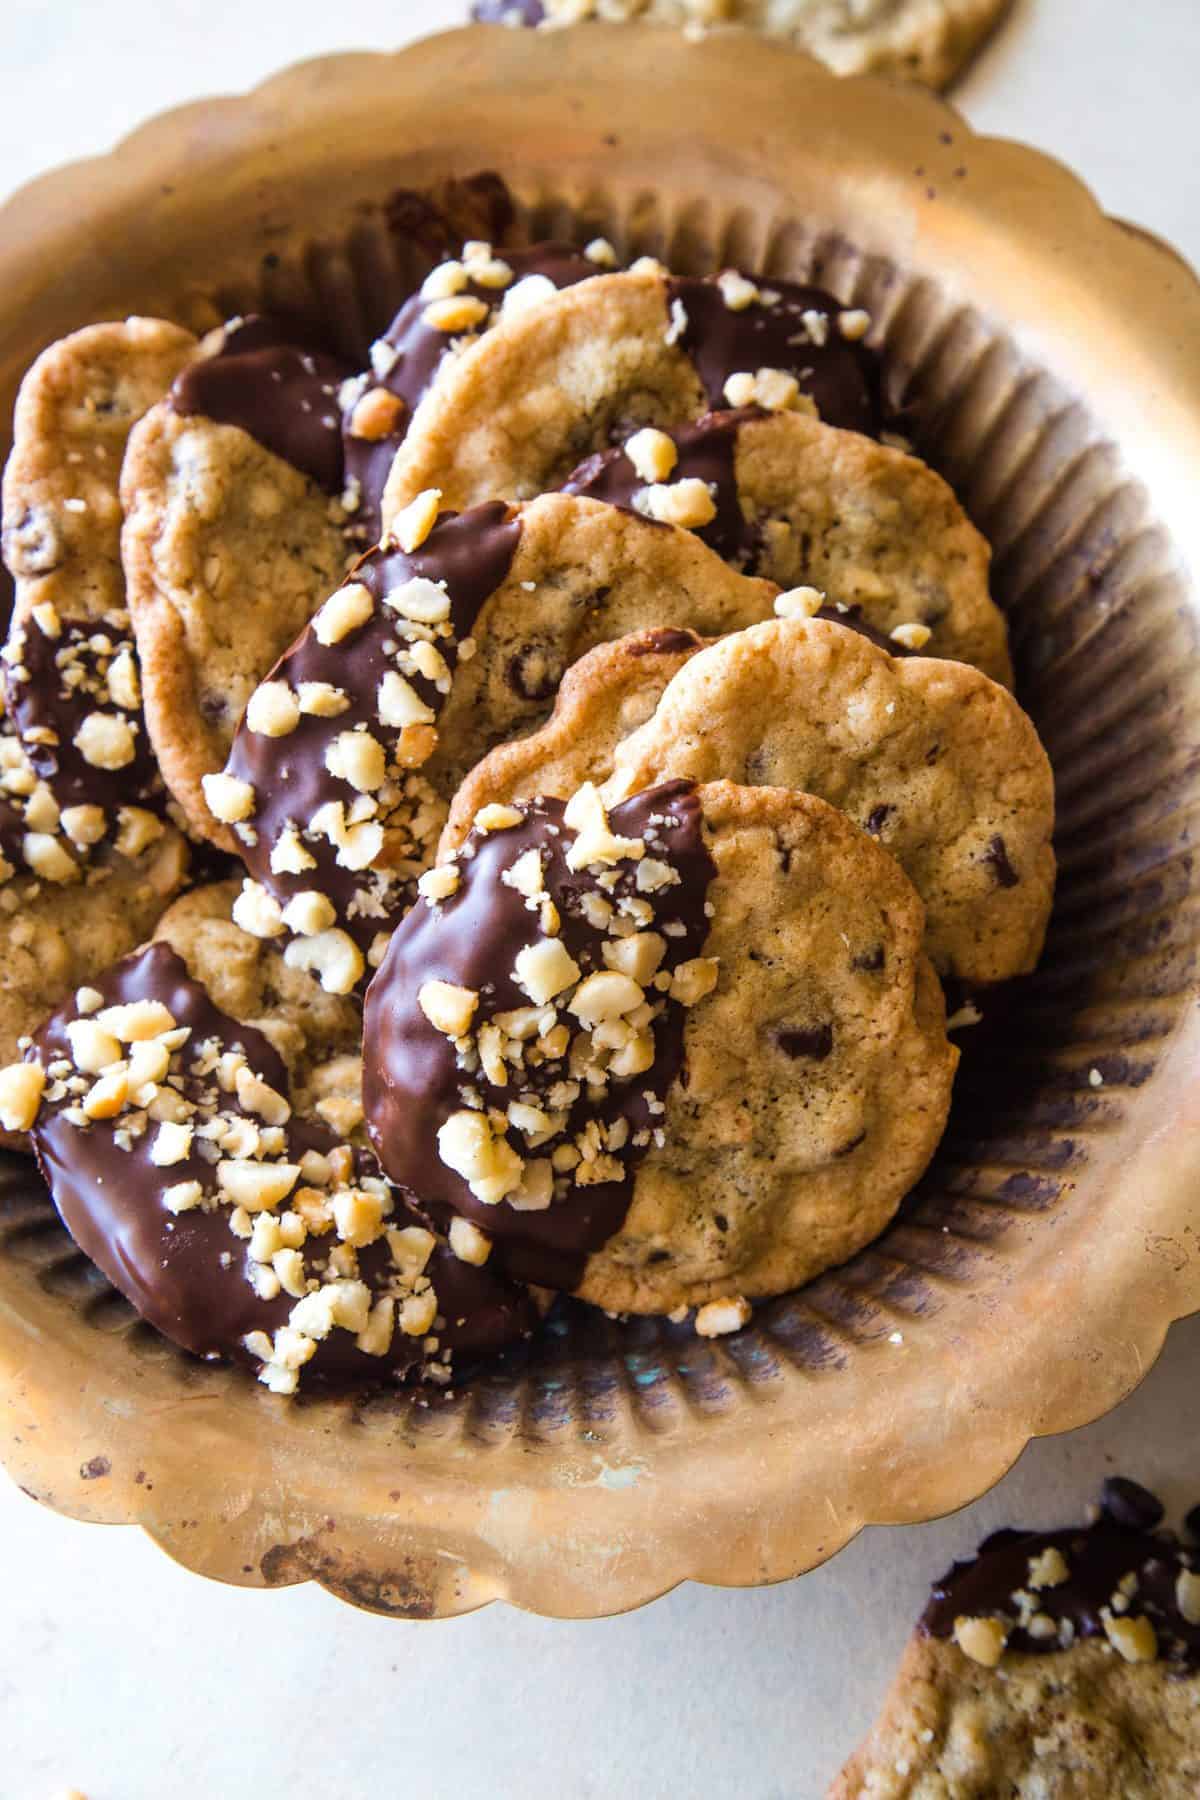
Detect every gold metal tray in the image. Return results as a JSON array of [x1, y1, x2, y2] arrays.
[[2, 26, 1199, 1620]]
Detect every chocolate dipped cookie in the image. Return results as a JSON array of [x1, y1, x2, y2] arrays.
[[364, 778, 957, 1314]]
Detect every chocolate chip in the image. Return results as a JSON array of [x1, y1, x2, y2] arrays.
[[865, 804, 891, 836], [506, 645, 562, 702], [852, 946, 885, 972], [775, 1023, 833, 1060], [1101, 1476, 1165, 1532], [985, 833, 1020, 889]]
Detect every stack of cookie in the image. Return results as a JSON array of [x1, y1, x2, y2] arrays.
[[0, 200, 1054, 1395]]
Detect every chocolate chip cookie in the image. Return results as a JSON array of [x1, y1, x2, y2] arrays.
[[380, 266, 883, 524], [832, 1479, 1200, 1798], [607, 615, 1054, 984], [8, 924, 534, 1394], [562, 407, 1011, 684], [211, 493, 777, 992], [441, 627, 706, 857], [364, 778, 956, 1313], [473, 0, 1011, 92]]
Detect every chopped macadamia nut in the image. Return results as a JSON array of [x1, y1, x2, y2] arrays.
[[332, 1187, 387, 1248], [325, 729, 387, 793], [163, 1180, 204, 1215], [74, 712, 135, 770], [624, 427, 678, 485], [569, 971, 645, 1026], [246, 681, 301, 738], [1102, 1611, 1158, 1663], [890, 621, 932, 651], [0, 1060, 45, 1132], [398, 1289, 439, 1336], [1027, 1546, 1070, 1590], [95, 1000, 176, 1042], [59, 804, 106, 849], [232, 880, 285, 940], [383, 575, 452, 625], [114, 807, 164, 859], [297, 681, 350, 718], [501, 274, 557, 319], [393, 487, 443, 553], [271, 826, 317, 876], [602, 932, 666, 984], [280, 891, 337, 937], [1176, 1569, 1200, 1625], [349, 385, 406, 441], [23, 832, 78, 883], [376, 671, 437, 733], [437, 1109, 524, 1204], [216, 1160, 301, 1212], [421, 259, 468, 301], [202, 772, 256, 825], [584, 237, 618, 266], [564, 784, 644, 870], [283, 929, 365, 996], [424, 294, 489, 333], [774, 586, 825, 620], [694, 1295, 752, 1337], [313, 582, 373, 646], [65, 1019, 122, 1074], [234, 1066, 291, 1126], [419, 980, 480, 1038], [514, 937, 581, 1005], [670, 958, 719, 1006], [149, 1120, 193, 1166], [474, 803, 524, 834], [953, 1616, 1008, 1668], [716, 270, 759, 311], [418, 863, 460, 904], [448, 1216, 492, 1265], [634, 478, 717, 530], [838, 308, 872, 341]]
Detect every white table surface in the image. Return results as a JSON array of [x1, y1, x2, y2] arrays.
[[3, 3, 1200, 1796]]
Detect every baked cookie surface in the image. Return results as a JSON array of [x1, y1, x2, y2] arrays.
[[833, 1480, 1200, 1799], [562, 407, 1011, 684], [121, 398, 351, 844], [608, 616, 1054, 984], [381, 267, 883, 523], [365, 778, 956, 1312]]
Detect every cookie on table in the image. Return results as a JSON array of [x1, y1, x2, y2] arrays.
[[831, 1478, 1200, 1799], [380, 266, 883, 523], [607, 615, 1054, 985], [441, 627, 706, 856], [210, 493, 778, 993], [562, 408, 1011, 685], [473, 0, 1010, 92], [2, 917, 534, 1395], [364, 778, 957, 1313]]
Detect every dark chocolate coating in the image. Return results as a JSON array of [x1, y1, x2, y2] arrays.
[[363, 783, 715, 1290], [923, 1503, 1200, 1667], [224, 504, 522, 960], [170, 316, 356, 494], [667, 275, 882, 439], [343, 243, 599, 542], [30, 942, 533, 1383], [562, 410, 757, 565], [4, 615, 162, 815]]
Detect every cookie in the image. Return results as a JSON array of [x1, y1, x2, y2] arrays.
[[472, 0, 1011, 92], [364, 777, 956, 1313], [2, 316, 198, 842], [4, 929, 534, 1394], [832, 1479, 1200, 1798], [607, 616, 1054, 984], [380, 266, 884, 523], [212, 493, 778, 992], [441, 627, 706, 856], [562, 407, 1011, 684], [121, 389, 352, 845], [0, 786, 187, 1148], [343, 238, 612, 542]]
